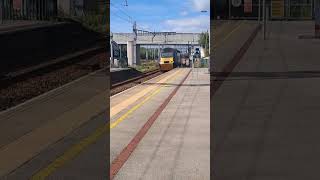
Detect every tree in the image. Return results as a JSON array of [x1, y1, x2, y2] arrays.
[[198, 31, 209, 57]]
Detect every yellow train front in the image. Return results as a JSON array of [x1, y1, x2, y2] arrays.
[[159, 48, 181, 71]]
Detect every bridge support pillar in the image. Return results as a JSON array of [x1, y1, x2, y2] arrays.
[[127, 41, 135, 67], [127, 41, 141, 66]]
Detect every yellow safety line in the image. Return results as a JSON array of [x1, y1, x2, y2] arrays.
[[110, 69, 181, 118], [30, 125, 107, 180], [110, 69, 184, 129], [213, 21, 244, 49], [31, 69, 185, 180], [110, 88, 161, 129]]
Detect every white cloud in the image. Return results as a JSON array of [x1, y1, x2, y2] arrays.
[[163, 15, 209, 33], [138, 24, 151, 30], [180, 11, 188, 16], [189, 0, 210, 12]]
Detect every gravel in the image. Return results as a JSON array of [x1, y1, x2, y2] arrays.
[[0, 54, 107, 112], [110, 71, 162, 96]]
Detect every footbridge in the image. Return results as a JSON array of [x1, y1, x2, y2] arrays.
[[111, 33, 202, 67]]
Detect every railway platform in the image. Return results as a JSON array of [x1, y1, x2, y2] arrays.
[[0, 68, 108, 179], [213, 21, 320, 179], [110, 68, 210, 180]]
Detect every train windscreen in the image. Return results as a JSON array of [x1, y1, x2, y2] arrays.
[[161, 52, 173, 58]]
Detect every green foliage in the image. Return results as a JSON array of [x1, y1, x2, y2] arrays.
[[135, 60, 159, 72], [140, 47, 147, 59], [199, 31, 209, 57], [58, 5, 108, 33], [80, 13, 106, 33], [140, 47, 159, 60]]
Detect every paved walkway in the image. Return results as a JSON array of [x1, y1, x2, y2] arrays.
[[111, 68, 210, 180], [213, 21, 320, 180], [0, 69, 108, 179]]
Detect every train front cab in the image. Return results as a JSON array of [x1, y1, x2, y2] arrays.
[[159, 57, 174, 71]]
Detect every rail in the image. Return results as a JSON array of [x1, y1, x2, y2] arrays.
[[0, 46, 106, 89], [111, 69, 161, 89]]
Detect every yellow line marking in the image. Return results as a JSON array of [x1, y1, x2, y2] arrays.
[[213, 21, 244, 49], [110, 69, 184, 129], [31, 125, 107, 180], [110, 88, 162, 129], [0, 90, 107, 178], [110, 69, 181, 118], [31, 69, 186, 180]]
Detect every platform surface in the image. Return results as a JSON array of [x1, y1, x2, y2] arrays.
[[110, 67, 210, 180], [0, 68, 108, 179], [213, 21, 320, 180]]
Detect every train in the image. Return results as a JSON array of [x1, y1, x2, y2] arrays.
[[159, 48, 181, 71], [159, 48, 191, 71]]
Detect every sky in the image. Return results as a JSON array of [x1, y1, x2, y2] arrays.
[[110, 0, 210, 33]]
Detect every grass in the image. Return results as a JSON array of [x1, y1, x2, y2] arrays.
[[79, 13, 107, 33], [134, 60, 159, 73], [57, 8, 107, 34]]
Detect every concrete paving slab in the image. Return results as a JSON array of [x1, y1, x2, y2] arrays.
[[112, 68, 209, 180], [213, 21, 320, 180], [6, 111, 108, 180], [213, 21, 260, 72], [110, 69, 189, 164], [0, 69, 108, 178]]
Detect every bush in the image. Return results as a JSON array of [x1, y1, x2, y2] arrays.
[[58, 6, 108, 33]]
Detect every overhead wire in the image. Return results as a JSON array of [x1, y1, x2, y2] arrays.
[[110, 3, 133, 24], [110, 9, 133, 24], [110, 1, 157, 35]]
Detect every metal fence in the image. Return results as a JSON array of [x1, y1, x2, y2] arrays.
[[289, 3, 313, 18], [229, 1, 314, 20], [193, 58, 209, 68], [0, 0, 57, 23]]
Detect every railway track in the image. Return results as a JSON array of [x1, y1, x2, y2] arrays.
[[0, 48, 107, 111], [111, 69, 162, 96], [0, 46, 106, 89]]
